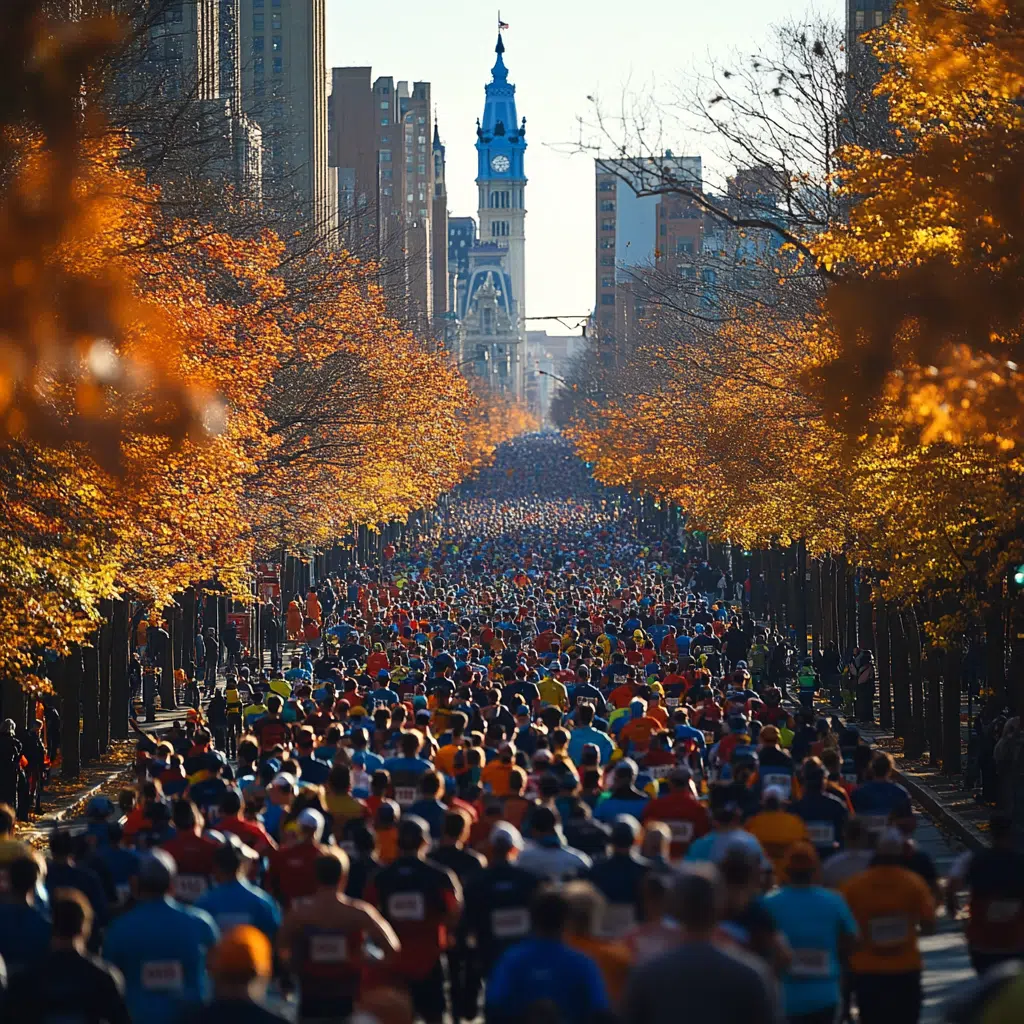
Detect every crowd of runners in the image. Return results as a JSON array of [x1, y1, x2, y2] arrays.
[[1, 433, 1023, 1024]]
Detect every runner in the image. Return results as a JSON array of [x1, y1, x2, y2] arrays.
[[278, 849, 400, 1022]]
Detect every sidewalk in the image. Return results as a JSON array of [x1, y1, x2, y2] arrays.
[[858, 722, 990, 851], [16, 707, 183, 845]]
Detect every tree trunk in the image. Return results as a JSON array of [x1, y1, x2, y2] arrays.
[[925, 644, 943, 765], [60, 648, 83, 780], [810, 556, 822, 655], [903, 607, 926, 758], [81, 634, 100, 763], [858, 573, 873, 652], [182, 588, 197, 677], [796, 540, 809, 659], [160, 606, 176, 710], [890, 606, 912, 741], [98, 599, 112, 753], [985, 587, 1006, 705], [875, 596, 893, 730], [943, 642, 963, 775], [110, 599, 130, 739]]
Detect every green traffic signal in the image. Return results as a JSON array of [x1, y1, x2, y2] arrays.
[[1015, 565, 1024, 587]]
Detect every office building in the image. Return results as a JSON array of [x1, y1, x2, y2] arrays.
[[240, 0, 335, 240]]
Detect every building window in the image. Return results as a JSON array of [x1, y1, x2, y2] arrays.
[[680, 266, 696, 279], [253, 13, 264, 29], [601, 219, 615, 231], [702, 269, 716, 285], [271, 35, 282, 51], [381, 169, 392, 180], [855, 10, 865, 28], [601, 277, 614, 288], [600, 255, 614, 266], [252, 35, 264, 52], [676, 239, 693, 254], [418, 163, 426, 174], [600, 200, 615, 212], [598, 180, 615, 191], [253, 56, 264, 74], [380, 101, 389, 109], [272, 56, 282, 73], [599, 239, 615, 249], [253, 0, 263, 6], [418, 135, 426, 145], [380, 149, 391, 161], [418, 116, 426, 124], [382, 186, 392, 196], [873, 9, 885, 25], [420, 208, 428, 217], [271, 12, 281, 28], [271, 0, 280, 6], [659, 223, 666, 236], [601, 293, 616, 305], [380, 118, 389, 126]]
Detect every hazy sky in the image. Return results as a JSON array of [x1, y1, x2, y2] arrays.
[[325, 1, 843, 335]]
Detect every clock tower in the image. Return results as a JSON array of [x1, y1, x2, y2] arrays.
[[476, 31, 527, 349]]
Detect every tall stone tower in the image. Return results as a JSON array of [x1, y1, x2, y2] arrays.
[[475, 30, 527, 389]]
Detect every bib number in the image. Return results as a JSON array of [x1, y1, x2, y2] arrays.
[[869, 915, 910, 946], [310, 934, 348, 963], [394, 787, 417, 807], [647, 764, 673, 779], [761, 773, 792, 800], [388, 892, 426, 922], [142, 960, 184, 991], [668, 820, 694, 843], [174, 874, 207, 902], [789, 948, 830, 978], [806, 823, 835, 846], [491, 907, 530, 939]]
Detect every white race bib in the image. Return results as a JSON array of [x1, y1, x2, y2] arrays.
[[789, 948, 830, 978], [668, 820, 694, 843], [389, 892, 426, 921], [141, 960, 184, 991], [806, 823, 836, 846], [869, 915, 910, 946], [310, 934, 348, 963], [174, 875, 208, 902], [665, 697, 680, 708], [647, 764, 674, 779], [394, 787, 417, 807], [860, 814, 889, 832], [987, 899, 1022, 924], [761, 773, 792, 800], [491, 907, 531, 939]]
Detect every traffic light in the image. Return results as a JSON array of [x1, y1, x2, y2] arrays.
[[1014, 565, 1024, 587]]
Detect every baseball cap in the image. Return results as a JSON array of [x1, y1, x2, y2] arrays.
[[138, 849, 176, 890], [271, 772, 297, 792], [490, 822, 525, 852], [762, 785, 786, 803], [649, 681, 664, 695], [296, 808, 325, 837], [515, 705, 530, 716], [85, 795, 114, 819]]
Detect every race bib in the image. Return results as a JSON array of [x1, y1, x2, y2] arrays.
[[986, 899, 1022, 924], [601, 903, 637, 937], [665, 697, 680, 708], [860, 814, 889, 832], [647, 764, 673, 779], [394, 787, 417, 807], [388, 892, 426, 921], [352, 769, 371, 792], [174, 874, 207, 902], [761, 774, 792, 800], [310, 934, 348, 963], [491, 907, 531, 939], [789, 948, 830, 978], [806, 823, 835, 846], [141, 960, 184, 991], [869, 915, 910, 946], [668, 820, 694, 843], [115, 882, 132, 905]]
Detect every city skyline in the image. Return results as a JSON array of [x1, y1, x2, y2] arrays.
[[326, 0, 844, 336]]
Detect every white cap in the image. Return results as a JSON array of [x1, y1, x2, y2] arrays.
[[296, 808, 325, 840], [271, 772, 298, 791], [762, 785, 786, 803], [490, 821, 525, 851], [532, 748, 553, 763]]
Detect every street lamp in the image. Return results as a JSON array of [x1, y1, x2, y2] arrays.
[[536, 368, 567, 385]]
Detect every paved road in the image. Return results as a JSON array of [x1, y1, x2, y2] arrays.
[[915, 810, 974, 1023]]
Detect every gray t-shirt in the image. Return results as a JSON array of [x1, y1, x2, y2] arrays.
[[623, 940, 782, 1024]]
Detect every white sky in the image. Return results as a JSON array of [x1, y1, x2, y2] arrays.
[[325, 0, 843, 335]]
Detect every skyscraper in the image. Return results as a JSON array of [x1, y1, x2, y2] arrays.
[[240, 0, 335, 240], [431, 123, 450, 330]]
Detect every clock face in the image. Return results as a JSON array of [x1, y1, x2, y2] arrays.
[[491, 155, 511, 173]]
